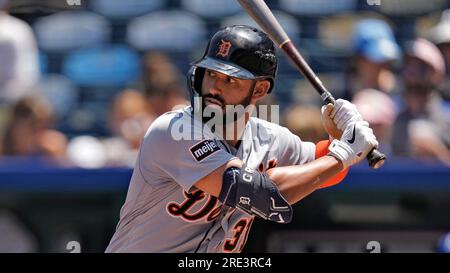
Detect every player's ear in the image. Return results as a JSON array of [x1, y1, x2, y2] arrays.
[[252, 80, 270, 99]]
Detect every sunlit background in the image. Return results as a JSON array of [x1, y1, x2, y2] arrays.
[[0, 0, 449, 253]]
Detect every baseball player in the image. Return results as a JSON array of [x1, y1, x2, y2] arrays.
[[105, 25, 378, 253]]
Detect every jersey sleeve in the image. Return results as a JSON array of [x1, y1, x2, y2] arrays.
[[138, 112, 236, 192], [276, 126, 316, 166]]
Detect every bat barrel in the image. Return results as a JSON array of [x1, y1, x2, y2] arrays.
[[237, 0, 386, 169]]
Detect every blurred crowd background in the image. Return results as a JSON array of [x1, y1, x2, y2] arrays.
[[0, 0, 449, 253], [0, 0, 449, 167]]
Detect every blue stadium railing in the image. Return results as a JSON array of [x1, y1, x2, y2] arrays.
[[0, 157, 448, 252], [0, 158, 448, 192]]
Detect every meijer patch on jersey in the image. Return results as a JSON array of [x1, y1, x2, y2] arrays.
[[190, 140, 221, 162]]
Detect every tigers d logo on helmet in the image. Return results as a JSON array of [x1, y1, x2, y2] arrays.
[[216, 39, 232, 57], [187, 25, 279, 110]]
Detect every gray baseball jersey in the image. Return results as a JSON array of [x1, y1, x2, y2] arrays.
[[105, 106, 316, 253]]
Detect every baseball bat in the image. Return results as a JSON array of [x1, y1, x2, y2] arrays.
[[237, 0, 386, 169]]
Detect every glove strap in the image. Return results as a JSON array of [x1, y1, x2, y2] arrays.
[[328, 139, 352, 168]]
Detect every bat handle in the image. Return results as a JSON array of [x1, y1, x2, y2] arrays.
[[367, 148, 386, 169], [323, 94, 386, 169]]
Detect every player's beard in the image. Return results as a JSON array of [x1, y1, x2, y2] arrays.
[[201, 88, 253, 125]]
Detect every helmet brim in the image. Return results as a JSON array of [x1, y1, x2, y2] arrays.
[[194, 57, 256, 80]]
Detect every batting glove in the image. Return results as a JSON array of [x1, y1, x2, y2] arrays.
[[321, 103, 342, 139], [329, 99, 363, 131], [328, 121, 378, 168]]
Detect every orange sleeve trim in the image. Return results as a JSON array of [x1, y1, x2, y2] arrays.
[[315, 140, 349, 189]]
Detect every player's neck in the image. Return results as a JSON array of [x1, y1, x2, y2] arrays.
[[226, 138, 241, 148]]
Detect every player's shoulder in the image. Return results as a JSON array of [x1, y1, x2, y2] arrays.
[[248, 117, 292, 136], [143, 105, 207, 144], [146, 106, 192, 134]]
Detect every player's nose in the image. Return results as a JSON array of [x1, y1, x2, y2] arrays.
[[208, 86, 222, 97]]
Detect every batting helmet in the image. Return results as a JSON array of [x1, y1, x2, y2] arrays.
[[187, 25, 278, 106]]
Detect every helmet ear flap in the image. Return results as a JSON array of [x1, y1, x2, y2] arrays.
[[187, 66, 206, 111], [187, 66, 205, 96], [267, 78, 275, 94], [193, 67, 205, 94]]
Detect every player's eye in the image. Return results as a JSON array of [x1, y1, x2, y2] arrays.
[[207, 70, 216, 77], [227, 77, 237, 84]]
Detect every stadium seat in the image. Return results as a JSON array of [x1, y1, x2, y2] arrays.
[[38, 52, 47, 76], [8, 0, 86, 13], [278, 0, 357, 15], [89, 0, 165, 20], [181, 0, 241, 18], [62, 45, 139, 87], [33, 11, 111, 53], [290, 72, 347, 105], [126, 10, 206, 52], [59, 99, 113, 137], [221, 11, 301, 44], [376, 0, 447, 16], [318, 13, 390, 52], [38, 74, 79, 118]]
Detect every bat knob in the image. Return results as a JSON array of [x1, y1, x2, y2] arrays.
[[367, 148, 386, 169]]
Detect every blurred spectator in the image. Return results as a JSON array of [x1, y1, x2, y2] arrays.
[[0, 0, 40, 103], [146, 81, 189, 117], [283, 105, 328, 143], [352, 88, 397, 156], [0, 95, 67, 161], [66, 135, 108, 169], [141, 51, 181, 96], [392, 38, 450, 165], [345, 19, 401, 99], [140, 52, 188, 116], [429, 9, 450, 101], [102, 89, 155, 167], [66, 89, 155, 168]]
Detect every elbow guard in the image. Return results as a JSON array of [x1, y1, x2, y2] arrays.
[[219, 164, 293, 224]]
